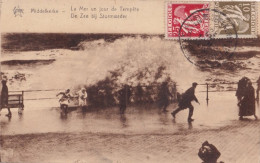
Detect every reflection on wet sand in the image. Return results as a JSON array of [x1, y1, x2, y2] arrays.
[[0, 96, 259, 163], [60, 112, 68, 120], [158, 112, 169, 125], [188, 122, 193, 130], [120, 114, 128, 128], [0, 91, 259, 136]]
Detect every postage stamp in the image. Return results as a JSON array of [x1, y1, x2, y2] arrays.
[[166, 2, 210, 39], [165, 1, 258, 39], [213, 1, 257, 38]]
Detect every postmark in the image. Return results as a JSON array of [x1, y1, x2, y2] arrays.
[[165, 1, 257, 39], [179, 8, 238, 67]]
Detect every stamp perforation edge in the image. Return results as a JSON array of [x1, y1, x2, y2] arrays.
[[164, 1, 258, 40]]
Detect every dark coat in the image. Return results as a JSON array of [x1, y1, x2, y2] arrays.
[[118, 86, 131, 106], [236, 77, 250, 100], [158, 83, 172, 107], [198, 141, 221, 163], [179, 87, 198, 108], [239, 85, 255, 116], [1, 81, 8, 106]]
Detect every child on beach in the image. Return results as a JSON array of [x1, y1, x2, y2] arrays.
[[56, 89, 73, 113]]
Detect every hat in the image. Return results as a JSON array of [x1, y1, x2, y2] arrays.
[[192, 82, 198, 86]]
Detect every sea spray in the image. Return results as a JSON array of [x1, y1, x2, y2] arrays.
[[3, 35, 259, 107], [3, 36, 203, 91]]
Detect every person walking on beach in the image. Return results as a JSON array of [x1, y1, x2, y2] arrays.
[[77, 88, 88, 111], [136, 84, 144, 104], [158, 81, 173, 112], [118, 84, 131, 114], [56, 89, 72, 114], [236, 78, 258, 120], [171, 82, 200, 122], [1, 77, 11, 117]]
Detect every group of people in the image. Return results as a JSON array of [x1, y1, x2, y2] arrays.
[[117, 82, 199, 122], [57, 77, 259, 122], [157, 81, 200, 122], [171, 77, 259, 122], [56, 88, 88, 113], [1, 75, 259, 122]]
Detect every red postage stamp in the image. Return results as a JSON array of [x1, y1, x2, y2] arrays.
[[166, 2, 210, 39]]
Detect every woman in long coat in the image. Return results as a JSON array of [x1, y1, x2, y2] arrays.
[[1, 79, 12, 117], [237, 80, 258, 120]]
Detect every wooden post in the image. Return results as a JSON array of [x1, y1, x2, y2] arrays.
[[22, 91, 24, 110], [206, 83, 209, 105]]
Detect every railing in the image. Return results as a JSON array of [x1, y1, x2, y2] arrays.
[[199, 82, 258, 105], [8, 82, 259, 105], [9, 89, 63, 101]]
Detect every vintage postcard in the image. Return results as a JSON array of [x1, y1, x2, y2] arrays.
[[0, 0, 260, 163]]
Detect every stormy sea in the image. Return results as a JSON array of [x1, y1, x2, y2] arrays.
[[2, 33, 260, 89]]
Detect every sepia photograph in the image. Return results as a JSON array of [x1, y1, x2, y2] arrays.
[[0, 0, 260, 163]]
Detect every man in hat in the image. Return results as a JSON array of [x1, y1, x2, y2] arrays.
[[171, 82, 200, 122]]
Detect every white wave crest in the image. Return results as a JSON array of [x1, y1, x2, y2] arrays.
[[3, 36, 206, 91]]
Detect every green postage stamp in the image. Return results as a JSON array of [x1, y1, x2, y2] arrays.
[[214, 1, 257, 38]]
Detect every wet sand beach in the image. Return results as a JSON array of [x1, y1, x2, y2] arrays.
[[0, 92, 259, 163], [1, 121, 259, 163]]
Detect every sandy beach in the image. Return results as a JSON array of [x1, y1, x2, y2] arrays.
[[0, 91, 259, 163], [1, 112, 259, 163]]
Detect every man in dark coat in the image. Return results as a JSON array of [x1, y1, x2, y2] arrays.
[[171, 82, 199, 122], [118, 84, 131, 114], [158, 81, 173, 112], [136, 84, 143, 104]]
